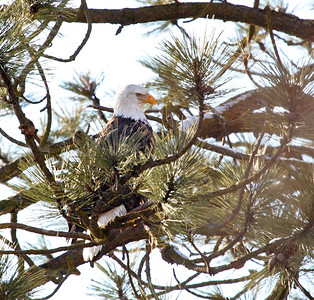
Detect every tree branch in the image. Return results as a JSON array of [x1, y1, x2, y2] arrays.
[[42, 0, 92, 62], [0, 242, 94, 255], [37, 2, 314, 42], [0, 127, 28, 147], [38, 221, 148, 272], [207, 132, 265, 232], [0, 222, 90, 240], [200, 130, 291, 207]]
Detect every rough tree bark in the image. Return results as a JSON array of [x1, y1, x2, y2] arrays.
[[34, 2, 314, 42]]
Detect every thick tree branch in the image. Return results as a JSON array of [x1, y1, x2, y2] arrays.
[[2, 221, 148, 289], [0, 65, 56, 186], [0, 193, 33, 215], [38, 221, 148, 272], [183, 89, 314, 141], [37, 2, 314, 42]]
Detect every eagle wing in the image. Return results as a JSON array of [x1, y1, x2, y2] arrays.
[[97, 115, 154, 150]]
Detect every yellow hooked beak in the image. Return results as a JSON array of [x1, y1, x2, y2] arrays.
[[138, 93, 156, 105]]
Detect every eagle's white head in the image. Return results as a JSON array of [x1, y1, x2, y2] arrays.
[[113, 84, 156, 122]]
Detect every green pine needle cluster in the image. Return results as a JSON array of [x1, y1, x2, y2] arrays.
[[0, 249, 46, 299], [88, 260, 135, 300], [0, 0, 32, 74], [60, 71, 105, 103], [258, 59, 314, 139], [142, 128, 215, 233], [9, 153, 56, 205], [58, 128, 151, 214], [141, 31, 233, 107], [8, 125, 153, 222]]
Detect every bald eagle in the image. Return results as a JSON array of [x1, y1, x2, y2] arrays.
[[98, 84, 156, 150], [80, 84, 156, 262]]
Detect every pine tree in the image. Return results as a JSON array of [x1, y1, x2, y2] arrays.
[[0, 0, 313, 299]]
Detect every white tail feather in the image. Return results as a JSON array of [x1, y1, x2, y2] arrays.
[[83, 244, 103, 262], [97, 204, 127, 226], [83, 204, 127, 262]]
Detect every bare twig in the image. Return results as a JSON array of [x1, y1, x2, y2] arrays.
[[123, 244, 140, 299], [137, 245, 150, 294], [0, 241, 95, 255], [18, 20, 63, 85], [36, 61, 52, 147], [200, 130, 292, 206], [110, 252, 139, 279], [209, 132, 265, 232], [145, 245, 159, 299], [188, 235, 210, 273], [10, 211, 34, 267], [0, 222, 91, 240], [285, 266, 314, 300], [265, 6, 283, 68], [35, 272, 71, 300], [0, 127, 28, 147], [112, 250, 251, 297], [194, 236, 290, 275], [23, 37, 52, 147], [42, 0, 92, 62]]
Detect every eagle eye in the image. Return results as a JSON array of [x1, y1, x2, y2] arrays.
[[136, 92, 144, 97]]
